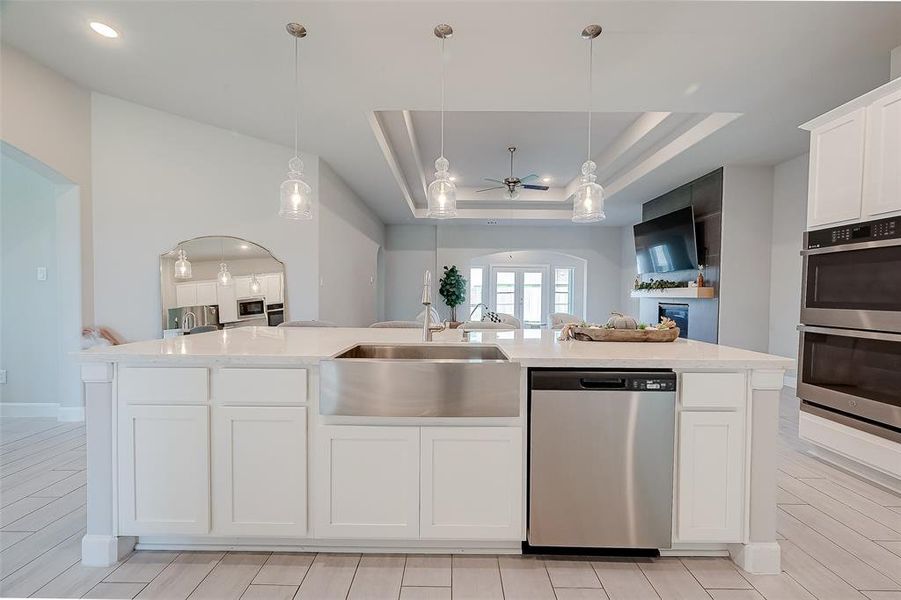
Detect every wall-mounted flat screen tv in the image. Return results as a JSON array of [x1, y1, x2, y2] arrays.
[[633, 206, 699, 274]]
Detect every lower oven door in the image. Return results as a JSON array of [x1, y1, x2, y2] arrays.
[[798, 325, 901, 434]]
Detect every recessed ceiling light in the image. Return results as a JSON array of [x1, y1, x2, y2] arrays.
[[90, 21, 119, 38], [239, 244, 249, 250], [542, 177, 552, 183], [683, 83, 701, 96]]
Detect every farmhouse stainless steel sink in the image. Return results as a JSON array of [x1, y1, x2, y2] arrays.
[[320, 344, 520, 417]]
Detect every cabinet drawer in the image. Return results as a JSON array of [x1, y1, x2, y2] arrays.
[[119, 367, 209, 404], [680, 372, 745, 409], [214, 368, 308, 405]]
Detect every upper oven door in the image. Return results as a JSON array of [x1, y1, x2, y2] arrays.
[[798, 325, 901, 431], [801, 238, 901, 332]]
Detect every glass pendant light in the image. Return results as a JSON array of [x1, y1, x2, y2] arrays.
[[250, 274, 262, 295], [572, 24, 606, 223], [279, 23, 313, 220], [427, 24, 457, 219], [174, 248, 192, 280], [218, 263, 232, 286]]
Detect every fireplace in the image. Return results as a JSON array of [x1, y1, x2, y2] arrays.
[[659, 303, 689, 339]]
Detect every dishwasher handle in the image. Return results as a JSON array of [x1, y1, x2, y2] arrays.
[[578, 377, 627, 390]]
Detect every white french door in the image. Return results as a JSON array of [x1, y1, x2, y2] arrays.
[[490, 267, 547, 328]]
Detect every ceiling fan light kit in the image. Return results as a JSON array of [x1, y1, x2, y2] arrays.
[[572, 24, 606, 223], [279, 22, 314, 220], [427, 23, 458, 219]]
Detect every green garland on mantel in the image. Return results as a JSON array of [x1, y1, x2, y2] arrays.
[[633, 279, 687, 291]]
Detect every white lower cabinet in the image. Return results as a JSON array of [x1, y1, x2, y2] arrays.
[[314, 425, 420, 539], [677, 410, 745, 542], [118, 404, 210, 535], [212, 406, 307, 536], [420, 427, 522, 540]]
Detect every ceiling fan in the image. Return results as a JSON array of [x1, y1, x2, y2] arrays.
[[477, 147, 550, 199]]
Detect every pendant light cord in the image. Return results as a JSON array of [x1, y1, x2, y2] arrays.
[[587, 36, 593, 161], [440, 36, 446, 159], [293, 36, 300, 160]]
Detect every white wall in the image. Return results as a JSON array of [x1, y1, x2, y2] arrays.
[[318, 160, 385, 326], [892, 45, 900, 80], [92, 94, 319, 341], [619, 226, 641, 319], [384, 224, 625, 324], [719, 166, 775, 352], [1, 43, 93, 325], [384, 225, 438, 321], [768, 154, 808, 371]]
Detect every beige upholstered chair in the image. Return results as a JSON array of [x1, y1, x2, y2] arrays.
[[369, 321, 421, 328], [549, 312, 580, 329], [279, 320, 338, 327], [460, 321, 516, 331]]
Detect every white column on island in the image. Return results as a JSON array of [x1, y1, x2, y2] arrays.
[[80, 363, 136, 566], [729, 368, 785, 575]]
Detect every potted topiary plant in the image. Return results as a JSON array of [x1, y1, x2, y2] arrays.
[[438, 265, 467, 326]]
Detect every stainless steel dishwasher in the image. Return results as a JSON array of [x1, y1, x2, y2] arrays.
[[529, 370, 676, 550]]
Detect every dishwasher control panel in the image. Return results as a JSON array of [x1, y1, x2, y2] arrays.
[[631, 378, 675, 391]]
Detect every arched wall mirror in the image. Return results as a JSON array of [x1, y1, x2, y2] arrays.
[[160, 236, 287, 335]]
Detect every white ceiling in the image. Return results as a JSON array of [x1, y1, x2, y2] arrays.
[[2, 1, 900, 225]]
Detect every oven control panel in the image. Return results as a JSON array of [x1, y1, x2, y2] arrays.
[[807, 216, 899, 249]]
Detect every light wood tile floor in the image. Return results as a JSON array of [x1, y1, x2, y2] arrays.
[[1, 388, 900, 599]]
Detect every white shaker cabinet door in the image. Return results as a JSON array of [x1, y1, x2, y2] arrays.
[[263, 274, 283, 304], [212, 406, 307, 536], [217, 283, 238, 323], [420, 427, 523, 540], [175, 283, 197, 308], [118, 404, 210, 535], [314, 426, 420, 539], [807, 108, 866, 228], [677, 410, 745, 543], [195, 281, 218, 306], [233, 276, 252, 300], [863, 87, 901, 218]]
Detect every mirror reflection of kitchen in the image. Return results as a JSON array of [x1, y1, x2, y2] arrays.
[[160, 236, 286, 337]]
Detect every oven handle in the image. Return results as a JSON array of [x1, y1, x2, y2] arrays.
[[801, 236, 901, 255], [798, 325, 901, 342]]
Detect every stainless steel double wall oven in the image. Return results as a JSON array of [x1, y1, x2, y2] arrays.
[[798, 216, 901, 441]]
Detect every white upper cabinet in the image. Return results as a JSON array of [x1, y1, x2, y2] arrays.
[[217, 283, 238, 323], [263, 273, 283, 304], [195, 281, 218, 305], [804, 78, 901, 229], [175, 283, 198, 308], [863, 86, 901, 218], [806, 108, 866, 228], [233, 276, 253, 300]]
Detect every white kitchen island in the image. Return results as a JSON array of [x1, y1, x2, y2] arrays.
[[79, 327, 793, 574]]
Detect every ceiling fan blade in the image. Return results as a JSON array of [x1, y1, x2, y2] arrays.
[[484, 178, 505, 184], [476, 186, 505, 193], [519, 174, 539, 182], [522, 184, 550, 191]]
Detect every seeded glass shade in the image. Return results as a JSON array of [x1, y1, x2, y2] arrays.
[[572, 160, 606, 223], [427, 157, 457, 218], [280, 157, 313, 220], [218, 263, 232, 286], [174, 249, 192, 280]]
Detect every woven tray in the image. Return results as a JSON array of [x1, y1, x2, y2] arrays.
[[567, 326, 680, 342]]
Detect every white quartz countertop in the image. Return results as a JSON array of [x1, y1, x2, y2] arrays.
[[80, 327, 795, 370]]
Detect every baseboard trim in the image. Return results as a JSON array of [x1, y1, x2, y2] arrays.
[[81, 535, 136, 567], [729, 542, 781, 574], [0, 402, 60, 418], [58, 406, 85, 422]]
